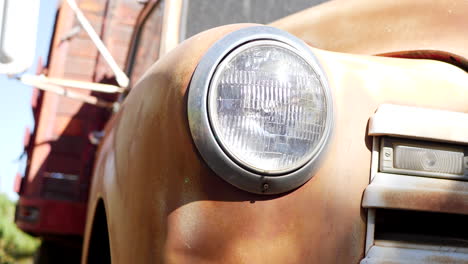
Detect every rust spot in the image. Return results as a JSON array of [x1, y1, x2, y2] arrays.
[[425, 255, 468, 264], [377, 50, 468, 73]]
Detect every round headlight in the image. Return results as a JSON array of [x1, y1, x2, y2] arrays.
[[188, 26, 333, 194], [209, 41, 328, 174]]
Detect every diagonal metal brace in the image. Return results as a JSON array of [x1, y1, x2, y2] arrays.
[[66, 0, 129, 88]]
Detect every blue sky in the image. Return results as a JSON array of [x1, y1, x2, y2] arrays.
[[0, 0, 58, 200]]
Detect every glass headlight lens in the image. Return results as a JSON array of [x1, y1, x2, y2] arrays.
[[208, 41, 329, 174]]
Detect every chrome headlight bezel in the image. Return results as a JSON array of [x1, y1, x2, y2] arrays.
[[188, 26, 333, 194]]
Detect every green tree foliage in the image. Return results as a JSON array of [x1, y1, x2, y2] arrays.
[[0, 194, 40, 264]]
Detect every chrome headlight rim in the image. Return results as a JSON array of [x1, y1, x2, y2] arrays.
[[188, 26, 333, 194]]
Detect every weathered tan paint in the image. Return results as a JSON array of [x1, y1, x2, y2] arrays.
[[363, 173, 468, 215], [271, 0, 468, 57], [369, 104, 468, 145], [81, 21, 468, 263]]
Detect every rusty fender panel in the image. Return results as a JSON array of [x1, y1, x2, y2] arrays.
[[86, 24, 468, 264], [271, 0, 468, 57], [99, 24, 369, 264]]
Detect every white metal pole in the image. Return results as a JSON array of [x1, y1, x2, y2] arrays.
[[20, 75, 114, 108], [21, 74, 124, 93]]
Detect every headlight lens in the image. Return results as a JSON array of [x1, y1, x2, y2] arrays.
[[208, 41, 328, 174]]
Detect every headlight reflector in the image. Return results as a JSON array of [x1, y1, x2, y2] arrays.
[[209, 41, 328, 174]]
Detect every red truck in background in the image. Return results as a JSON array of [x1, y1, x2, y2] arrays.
[[14, 0, 143, 261]]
